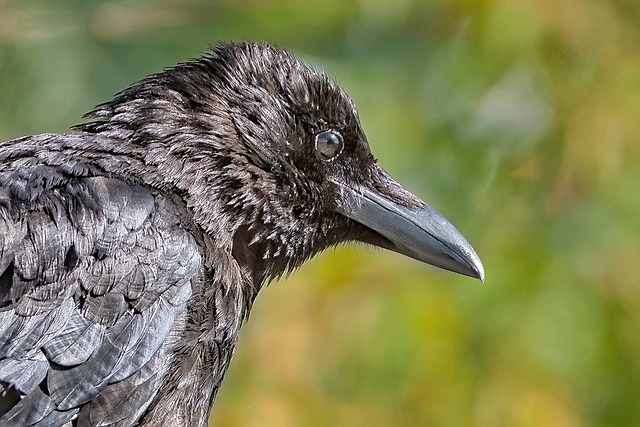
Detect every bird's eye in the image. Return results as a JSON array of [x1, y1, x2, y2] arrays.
[[315, 130, 344, 161]]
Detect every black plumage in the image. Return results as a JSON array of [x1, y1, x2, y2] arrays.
[[0, 42, 484, 426]]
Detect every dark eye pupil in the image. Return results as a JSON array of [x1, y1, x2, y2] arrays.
[[315, 131, 343, 161]]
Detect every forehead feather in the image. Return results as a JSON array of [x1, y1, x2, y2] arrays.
[[210, 42, 354, 121]]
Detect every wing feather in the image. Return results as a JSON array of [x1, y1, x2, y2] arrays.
[[42, 310, 105, 366], [0, 160, 202, 426], [0, 388, 55, 426], [0, 354, 49, 393]]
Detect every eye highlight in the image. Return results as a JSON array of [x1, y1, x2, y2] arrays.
[[315, 130, 344, 161]]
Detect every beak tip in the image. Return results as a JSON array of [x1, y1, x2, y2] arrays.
[[475, 263, 486, 283], [466, 250, 485, 283]]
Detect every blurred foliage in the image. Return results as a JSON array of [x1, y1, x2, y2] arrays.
[[1, 0, 639, 426]]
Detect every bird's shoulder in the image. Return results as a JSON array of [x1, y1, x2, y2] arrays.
[[0, 148, 205, 425], [0, 149, 203, 315]]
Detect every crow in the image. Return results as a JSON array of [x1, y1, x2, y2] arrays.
[[0, 41, 484, 426]]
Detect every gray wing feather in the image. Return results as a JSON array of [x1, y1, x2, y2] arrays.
[[0, 162, 202, 426], [0, 354, 48, 393], [0, 388, 55, 426], [30, 408, 78, 427], [77, 355, 164, 426], [42, 309, 105, 366], [109, 297, 177, 383], [48, 308, 147, 410], [1, 299, 75, 360]]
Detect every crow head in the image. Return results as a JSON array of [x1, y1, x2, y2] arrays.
[[81, 42, 484, 285]]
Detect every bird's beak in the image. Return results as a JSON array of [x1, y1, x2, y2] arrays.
[[334, 169, 485, 282]]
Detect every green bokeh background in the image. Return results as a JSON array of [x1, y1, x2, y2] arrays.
[[1, 1, 639, 426]]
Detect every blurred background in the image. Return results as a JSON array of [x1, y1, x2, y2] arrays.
[[1, 0, 639, 426]]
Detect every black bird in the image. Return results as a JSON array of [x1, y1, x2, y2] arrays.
[[0, 42, 483, 426]]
